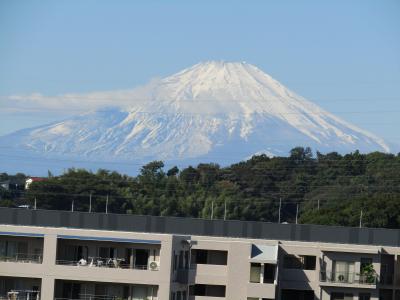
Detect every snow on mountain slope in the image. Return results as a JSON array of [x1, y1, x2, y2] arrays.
[[0, 61, 390, 170]]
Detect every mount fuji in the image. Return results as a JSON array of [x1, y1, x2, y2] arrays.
[[0, 61, 391, 174]]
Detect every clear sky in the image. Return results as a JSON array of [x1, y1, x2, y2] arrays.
[[0, 0, 399, 146]]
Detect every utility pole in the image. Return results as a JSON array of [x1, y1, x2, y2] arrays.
[[106, 195, 109, 214], [89, 193, 92, 213], [71, 200, 74, 212], [359, 209, 363, 228], [34, 198, 37, 210], [278, 197, 282, 223], [317, 199, 320, 211], [224, 199, 227, 221], [211, 200, 214, 220], [295, 203, 299, 224]]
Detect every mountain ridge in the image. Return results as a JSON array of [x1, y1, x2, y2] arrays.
[[0, 61, 391, 173]]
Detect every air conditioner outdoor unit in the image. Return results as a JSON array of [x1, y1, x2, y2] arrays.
[[149, 261, 159, 270]]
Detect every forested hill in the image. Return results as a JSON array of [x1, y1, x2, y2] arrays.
[[1, 147, 400, 229]]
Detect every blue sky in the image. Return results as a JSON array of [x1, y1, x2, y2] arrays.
[[0, 0, 399, 146]]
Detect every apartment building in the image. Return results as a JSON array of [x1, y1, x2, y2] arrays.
[[0, 207, 400, 300]]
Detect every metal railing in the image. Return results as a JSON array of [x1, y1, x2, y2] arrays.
[[55, 257, 158, 270], [0, 253, 42, 264], [54, 295, 128, 300], [320, 270, 378, 285], [1, 290, 40, 300]]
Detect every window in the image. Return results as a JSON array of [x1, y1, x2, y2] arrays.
[[359, 293, 370, 300], [0, 241, 19, 257], [333, 261, 355, 283], [330, 293, 353, 300], [283, 255, 316, 270], [283, 255, 302, 269], [190, 284, 225, 297], [98, 247, 116, 259], [264, 264, 275, 283], [194, 249, 208, 264], [302, 255, 316, 270], [135, 249, 149, 267], [0, 241, 5, 256], [250, 263, 261, 283], [191, 249, 228, 265]]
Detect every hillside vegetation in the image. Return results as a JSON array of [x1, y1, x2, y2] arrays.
[[1, 147, 400, 228]]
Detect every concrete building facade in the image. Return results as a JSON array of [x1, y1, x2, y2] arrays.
[[0, 208, 400, 300]]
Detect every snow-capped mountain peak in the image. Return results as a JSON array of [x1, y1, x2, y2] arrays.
[[0, 61, 390, 173]]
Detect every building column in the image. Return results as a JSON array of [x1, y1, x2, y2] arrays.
[[41, 234, 57, 300], [40, 277, 55, 300], [42, 234, 57, 268]]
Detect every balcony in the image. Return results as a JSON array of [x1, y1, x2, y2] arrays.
[[56, 257, 158, 271], [54, 296, 127, 300], [0, 276, 41, 300], [0, 253, 42, 264], [56, 236, 161, 272], [320, 271, 378, 287], [54, 280, 158, 300], [0, 234, 44, 266]]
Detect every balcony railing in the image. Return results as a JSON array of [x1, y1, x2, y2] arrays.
[[54, 295, 128, 300], [320, 271, 378, 285], [0, 253, 42, 264], [1, 290, 40, 300], [56, 257, 158, 270]]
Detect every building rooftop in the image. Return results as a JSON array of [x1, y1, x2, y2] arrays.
[[0, 207, 399, 247]]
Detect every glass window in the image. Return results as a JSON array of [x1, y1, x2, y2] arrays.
[[333, 261, 355, 283], [283, 255, 316, 270], [0, 241, 6, 257], [359, 293, 370, 300], [283, 255, 302, 269], [264, 264, 275, 283], [250, 263, 261, 283], [331, 293, 353, 300], [194, 250, 208, 264], [6, 241, 17, 257], [302, 255, 316, 270]]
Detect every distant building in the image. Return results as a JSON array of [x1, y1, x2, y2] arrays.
[[25, 177, 47, 190], [0, 180, 19, 191]]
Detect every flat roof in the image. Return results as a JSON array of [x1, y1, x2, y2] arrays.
[[0, 207, 399, 247]]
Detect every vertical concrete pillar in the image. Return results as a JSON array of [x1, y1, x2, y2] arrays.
[[157, 237, 173, 300], [226, 242, 250, 299], [43, 234, 57, 267], [41, 234, 57, 300], [40, 277, 55, 300]]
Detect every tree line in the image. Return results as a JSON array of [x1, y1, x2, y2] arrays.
[[1, 147, 400, 228]]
